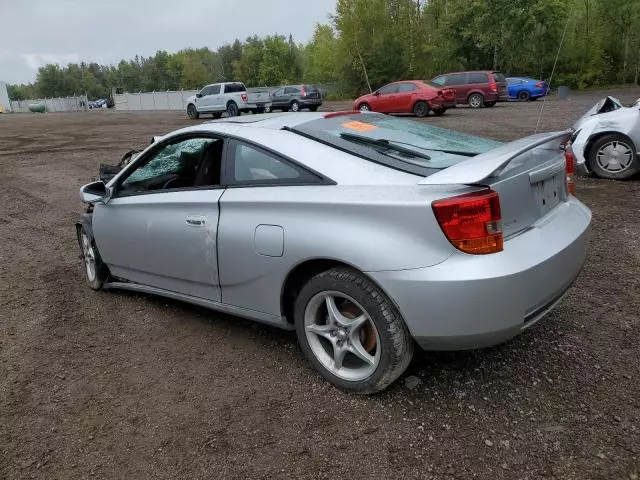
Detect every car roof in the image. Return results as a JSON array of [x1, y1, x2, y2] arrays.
[[159, 112, 419, 186]]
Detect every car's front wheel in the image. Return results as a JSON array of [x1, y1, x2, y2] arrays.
[[467, 93, 484, 108], [294, 267, 414, 394], [358, 103, 371, 112], [78, 227, 108, 290], [588, 134, 638, 180], [187, 104, 199, 120]]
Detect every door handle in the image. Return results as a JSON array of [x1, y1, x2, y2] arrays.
[[186, 215, 206, 227]]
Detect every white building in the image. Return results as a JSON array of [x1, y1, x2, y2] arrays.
[[0, 81, 11, 112]]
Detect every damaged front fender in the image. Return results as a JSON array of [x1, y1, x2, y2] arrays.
[[570, 96, 640, 174]]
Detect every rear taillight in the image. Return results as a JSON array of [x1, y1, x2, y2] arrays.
[[432, 190, 503, 255], [489, 82, 497, 92], [241, 93, 248, 102], [535, 81, 544, 88], [565, 149, 576, 195]]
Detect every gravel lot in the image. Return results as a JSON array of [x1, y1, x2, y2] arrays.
[[1, 87, 639, 479]]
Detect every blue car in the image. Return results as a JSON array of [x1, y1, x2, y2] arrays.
[[506, 77, 549, 101]]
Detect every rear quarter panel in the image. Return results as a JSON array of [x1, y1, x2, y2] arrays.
[[217, 184, 460, 316]]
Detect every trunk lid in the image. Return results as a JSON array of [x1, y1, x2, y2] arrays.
[[421, 131, 572, 237]]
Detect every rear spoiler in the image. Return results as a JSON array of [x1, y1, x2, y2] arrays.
[[419, 130, 571, 185]]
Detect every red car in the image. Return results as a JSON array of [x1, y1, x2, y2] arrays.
[[353, 80, 456, 117]]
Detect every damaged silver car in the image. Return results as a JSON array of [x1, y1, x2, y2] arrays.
[[570, 96, 640, 179]]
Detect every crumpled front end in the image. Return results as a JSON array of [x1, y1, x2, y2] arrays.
[[570, 96, 640, 174]]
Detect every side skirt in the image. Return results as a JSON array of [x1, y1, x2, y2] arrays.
[[104, 281, 293, 331]]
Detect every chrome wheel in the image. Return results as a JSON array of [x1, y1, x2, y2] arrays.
[[290, 101, 300, 112], [596, 141, 634, 173], [81, 233, 96, 282], [468, 94, 483, 108], [304, 291, 380, 381], [359, 103, 370, 112], [264, 105, 271, 113]]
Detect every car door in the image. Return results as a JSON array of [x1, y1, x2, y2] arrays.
[[196, 86, 213, 112], [374, 84, 399, 112], [395, 83, 418, 112], [92, 135, 226, 301], [271, 88, 286, 109], [445, 73, 469, 103], [217, 140, 326, 317], [207, 84, 222, 111]]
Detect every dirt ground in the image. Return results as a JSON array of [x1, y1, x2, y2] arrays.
[[1, 87, 640, 480]]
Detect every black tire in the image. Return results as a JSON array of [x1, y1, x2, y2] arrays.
[[226, 101, 239, 117], [212, 112, 222, 119], [485, 101, 496, 108], [432, 107, 446, 116], [309, 105, 319, 112], [587, 133, 638, 180], [187, 104, 199, 120], [294, 267, 414, 394], [517, 90, 530, 102], [78, 226, 108, 291], [290, 100, 300, 112], [467, 93, 484, 108], [413, 101, 429, 117], [358, 103, 371, 112]]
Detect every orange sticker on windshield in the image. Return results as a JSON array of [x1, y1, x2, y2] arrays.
[[341, 120, 377, 132]]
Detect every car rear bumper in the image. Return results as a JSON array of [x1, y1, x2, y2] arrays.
[[431, 100, 456, 109], [368, 197, 591, 351]]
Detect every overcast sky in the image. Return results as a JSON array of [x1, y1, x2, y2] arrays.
[[0, 0, 336, 84]]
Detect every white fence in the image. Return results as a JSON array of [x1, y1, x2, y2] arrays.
[[113, 84, 337, 112], [113, 90, 198, 111], [10, 95, 88, 113]]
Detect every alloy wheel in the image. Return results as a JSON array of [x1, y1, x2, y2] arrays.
[[304, 291, 380, 381], [81, 233, 96, 282], [596, 141, 634, 173]]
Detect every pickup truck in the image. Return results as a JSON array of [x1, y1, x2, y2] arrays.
[[186, 82, 271, 119]]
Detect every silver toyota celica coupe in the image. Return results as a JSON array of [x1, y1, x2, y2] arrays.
[[77, 111, 591, 394]]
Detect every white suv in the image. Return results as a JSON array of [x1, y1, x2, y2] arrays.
[[186, 82, 271, 119]]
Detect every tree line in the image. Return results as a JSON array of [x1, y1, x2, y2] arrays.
[[8, 0, 640, 101]]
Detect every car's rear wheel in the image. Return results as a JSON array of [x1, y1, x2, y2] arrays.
[[517, 90, 530, 101], [226, 102, 239, 117], [588, 134, 638, 180], [432, 107, 446, 116], [264, 105, 272, 113], [290, 100, 300, 112], [187, 104, 199, 120], [467, 93, 484, 108], [294, 267, 414, 394], [358, 103, 371, 112], [413, 101, 429, 118], [79, 227, 108, 291]]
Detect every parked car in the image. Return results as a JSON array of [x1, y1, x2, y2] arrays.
[[268, 85, 322, 112], [569, 96, 640, 179], [186, 82, 271, 119], [77, 111, 591, 394], [353, 80, 456, 117], [506, 77, 550, 101], [431, 71, 508, 108]]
